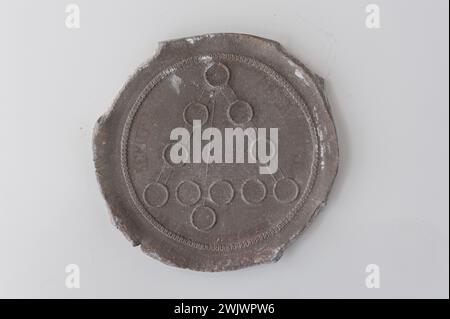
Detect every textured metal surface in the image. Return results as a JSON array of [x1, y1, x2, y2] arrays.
[[93, 33, 339, 271]]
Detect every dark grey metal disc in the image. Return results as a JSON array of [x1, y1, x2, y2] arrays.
[[93, 33, 339, 271]]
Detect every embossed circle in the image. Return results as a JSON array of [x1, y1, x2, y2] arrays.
[[176, 180, 202, 206], [183, 102, 209, 126], [241, 178, 267, 204], [204, 62, 229, 87], [273, 178, 299, 203], [143, 182, 169, 208], [163, 143, 187, 168], [209, 180, 234, 206], [191, 206, 217, 231], [227, 100, 253, 125]]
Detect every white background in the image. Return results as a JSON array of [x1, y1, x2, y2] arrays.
[[0, 0, 448, 298]]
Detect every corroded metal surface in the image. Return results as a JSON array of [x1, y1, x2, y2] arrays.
[[93, 33, 339, 271]]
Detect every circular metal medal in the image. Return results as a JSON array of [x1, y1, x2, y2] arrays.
[[93, 33, 339, 271]]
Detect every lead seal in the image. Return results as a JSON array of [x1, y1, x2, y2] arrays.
[[93, 33, 339, 271]]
